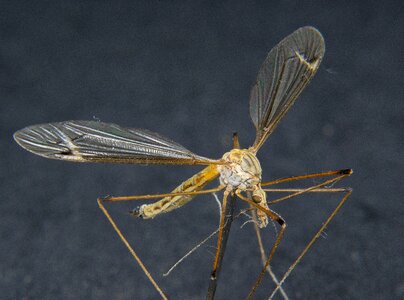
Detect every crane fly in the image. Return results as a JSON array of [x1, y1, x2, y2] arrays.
[[14, 26, 352, 299]]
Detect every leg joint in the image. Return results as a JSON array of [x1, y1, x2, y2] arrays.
[[277, 218, 286, 227], [339, 168, 353, 175]]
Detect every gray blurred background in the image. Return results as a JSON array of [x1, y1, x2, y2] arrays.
[[1, 1, 403, 299]]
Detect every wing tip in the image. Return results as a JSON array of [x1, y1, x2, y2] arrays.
[[13, 125, 73, 160], [299, 26, 321, 34], [288, 26, 325, 72], [299, 25, 325, 52], [298, 26, 323, 38]]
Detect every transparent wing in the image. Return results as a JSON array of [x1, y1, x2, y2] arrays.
[[14, 120, 219, 165], [249, 26, 325, 152]]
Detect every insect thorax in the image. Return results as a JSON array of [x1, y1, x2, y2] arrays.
[[218, 149, 262, 191]]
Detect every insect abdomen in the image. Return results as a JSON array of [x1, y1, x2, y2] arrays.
[[138, 164, 220, 219]]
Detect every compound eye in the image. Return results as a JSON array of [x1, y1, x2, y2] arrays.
[[252, 194, 262, 203], [252, 188, 266, 204]]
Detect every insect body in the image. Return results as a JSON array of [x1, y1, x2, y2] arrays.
[[135, 148, 270, 227], [218, 149, 262, 191], [218, 149, 269, 227], [134, 164, 219, 219], [14, 27, 352, 299]]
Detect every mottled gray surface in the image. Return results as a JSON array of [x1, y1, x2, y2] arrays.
[[1, 1, 403, 299]]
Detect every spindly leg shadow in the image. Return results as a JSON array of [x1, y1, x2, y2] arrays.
[[97, 168, 351, 300]]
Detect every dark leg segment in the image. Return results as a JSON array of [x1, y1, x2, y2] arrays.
[[206, 191, 237, 300]]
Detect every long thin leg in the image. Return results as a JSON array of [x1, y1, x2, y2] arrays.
[[251, 209, 289, 300], [258, 170, 353, 298], [206, 191, 237, 300], [268, 188, 352, 299], [98, 198, 168, 300], [238, 170, 352, 299], [207, 131, 241, 299], [261, 169, 352, 187], [98, 186, 225, 300], [103, 185, 224, 202], [263, 172, 351, 206], [265, 188, 347, 193], [248, 171, 352, 299], [236, 192, 287, 300], [212, 189, 230, 274]]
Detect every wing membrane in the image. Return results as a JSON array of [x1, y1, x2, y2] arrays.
[[249, 26, 325, 152], [14, 120, 219, 165]]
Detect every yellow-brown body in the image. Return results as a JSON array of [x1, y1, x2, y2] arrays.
[[138, 149, 269, 227], [218, 149, 269, 227], [137, 164, 219, 219]]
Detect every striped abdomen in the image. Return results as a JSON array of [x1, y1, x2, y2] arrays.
[[138, 164, 220, 219]]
